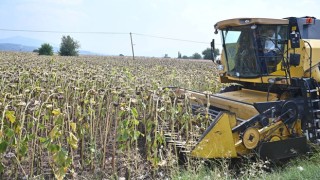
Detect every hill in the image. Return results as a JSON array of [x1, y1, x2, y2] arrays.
[[0, 36, 100, 55], [0, 43, 36, 52], [0, 36, 52, 47]]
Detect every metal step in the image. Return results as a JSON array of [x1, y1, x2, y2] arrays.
[[314, 119, 320, 128], [312, 99, 320, 103], [313, 109, 320, 113], [308, 89, 318, 92]]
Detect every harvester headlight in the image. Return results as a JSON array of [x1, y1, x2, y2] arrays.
[[217, 65, 224, 71], [268, 78, 276, 84]]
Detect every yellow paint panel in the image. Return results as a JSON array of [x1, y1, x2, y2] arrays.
[[217, 88, 278, 104], [305, 65, 320, 82], [303, 40, 320, 69], [226, 75, 288, 84], [191, 112, 237, 158], [175, 88, 277, 120]]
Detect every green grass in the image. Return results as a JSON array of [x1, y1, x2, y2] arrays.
[[172, 150, 320, 180], [262, 151, 320, 180]]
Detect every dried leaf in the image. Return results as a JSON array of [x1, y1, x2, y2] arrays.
[[52, 109, 61, 116], [67, 132, 78, 149], [70, 122, 76, 132], [5, 111, 16, 123]]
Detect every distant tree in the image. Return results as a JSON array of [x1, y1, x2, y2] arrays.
[[33, 49, 39, 53], [59, 35, 80, 56], [164, 54, 170, 58], [191, 53, 202, 59], [182, 55, 189, 59], [202, 48, 220, 60], [38, 43, 54, 56], [119, 54, 124, 56], [178, 51, 182, 58]]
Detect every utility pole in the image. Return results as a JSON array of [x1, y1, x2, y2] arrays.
[[130, 32, 135, 60]]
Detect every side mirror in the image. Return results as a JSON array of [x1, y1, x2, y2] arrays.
[[289, 53, 300, 66], [211, 39, 215, 62]]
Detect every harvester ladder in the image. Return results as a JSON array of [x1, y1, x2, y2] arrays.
[[303, 78, 320, 143]]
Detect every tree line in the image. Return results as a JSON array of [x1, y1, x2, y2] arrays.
[[177, 48, 220, 60], [34, 35, 80, 56], [35, 35, 221, 59]]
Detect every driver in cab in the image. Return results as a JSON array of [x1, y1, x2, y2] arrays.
[[264, 29, 281, 57]]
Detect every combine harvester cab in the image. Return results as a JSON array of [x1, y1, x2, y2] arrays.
[[166, 16, 320, 161]]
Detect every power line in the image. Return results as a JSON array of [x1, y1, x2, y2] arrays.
[[0, 28, 223, 59], [0, 28, 127, 35], [0, 28, 213, 45], [132, 33, 209, 44]]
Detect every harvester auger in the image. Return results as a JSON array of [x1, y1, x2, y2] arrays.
[[162, 17, 320, 161]]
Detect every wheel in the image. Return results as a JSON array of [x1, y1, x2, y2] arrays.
[[242, 127, 260, 149]]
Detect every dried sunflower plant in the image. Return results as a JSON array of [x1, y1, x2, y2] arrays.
[[0, 52, 222, 179]]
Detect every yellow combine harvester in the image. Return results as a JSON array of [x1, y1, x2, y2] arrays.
[[167, 16, 320, 160]]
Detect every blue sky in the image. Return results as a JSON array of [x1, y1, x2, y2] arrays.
[[0, 0, 318, 57]]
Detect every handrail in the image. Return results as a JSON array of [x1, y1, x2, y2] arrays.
[[304, 40, 313, 78]]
